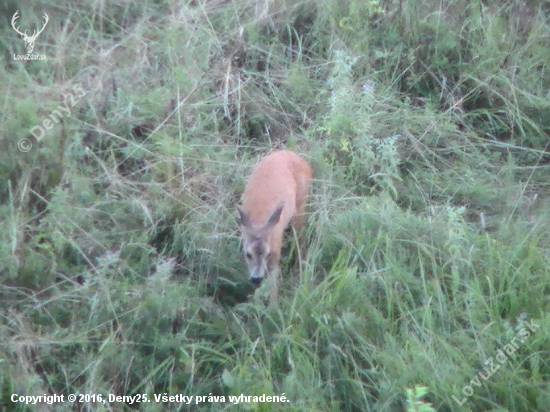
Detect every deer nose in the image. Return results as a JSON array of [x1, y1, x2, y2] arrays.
[[250, 276, 263, 286]]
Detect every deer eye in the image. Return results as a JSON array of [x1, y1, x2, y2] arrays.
[[245, 252, 253, 260]]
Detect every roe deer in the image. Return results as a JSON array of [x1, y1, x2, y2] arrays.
[[237, 149, 312, 302]]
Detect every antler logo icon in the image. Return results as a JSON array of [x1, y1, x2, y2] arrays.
[[11, 11, 49, 54]]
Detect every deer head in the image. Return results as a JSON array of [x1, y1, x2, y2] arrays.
[[12, 11, 49, 54]]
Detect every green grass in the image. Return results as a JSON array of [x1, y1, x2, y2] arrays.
[[1, 0, 550, 410]]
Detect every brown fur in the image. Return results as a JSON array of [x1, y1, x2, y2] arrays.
[[237, 150, 312, 302]]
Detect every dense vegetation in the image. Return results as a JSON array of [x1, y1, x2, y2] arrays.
[[1, 0, 549, 410]]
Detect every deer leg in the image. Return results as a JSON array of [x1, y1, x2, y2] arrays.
[[269, 266, 279, 305]]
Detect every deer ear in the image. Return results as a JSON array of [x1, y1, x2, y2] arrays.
[[263, 201, 284, 229], [236, 206, 250, 227]]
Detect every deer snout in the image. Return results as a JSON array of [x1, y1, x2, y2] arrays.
[[250, 276, 263, 286], [248, 264, 266, 285]]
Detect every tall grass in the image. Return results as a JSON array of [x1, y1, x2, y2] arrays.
[[1, 0, 549, 410]]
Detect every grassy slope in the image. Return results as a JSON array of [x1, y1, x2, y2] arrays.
[[1, 0, 550, 411]]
